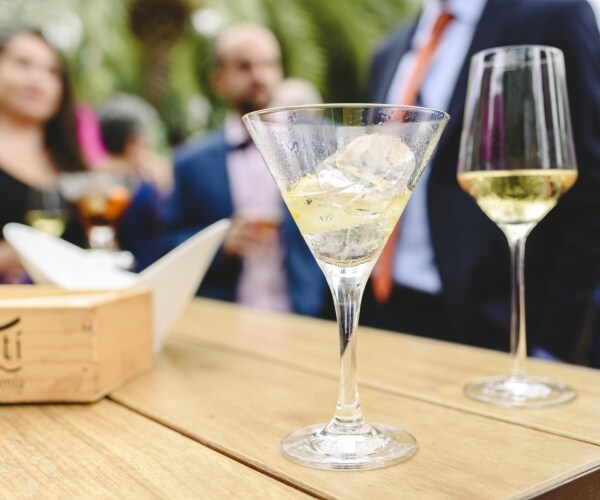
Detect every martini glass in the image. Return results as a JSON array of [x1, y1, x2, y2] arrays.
[[458, 46, 577, 407], [59, 171, 139, 269], [243, 104, 448, 470]]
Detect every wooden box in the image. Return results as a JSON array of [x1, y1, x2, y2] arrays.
[[0, 286, 152, 403]]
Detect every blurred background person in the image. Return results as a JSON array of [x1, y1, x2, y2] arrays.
[[98, 92, 173, 270], [0, 25, 87, 282], [161, 23, 327, 316], [361, 0, 600, 363], [98, 93, 172, 195]]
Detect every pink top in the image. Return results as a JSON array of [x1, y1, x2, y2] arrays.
[[75, 104, 107, 168], [224, 113, 291, 312]]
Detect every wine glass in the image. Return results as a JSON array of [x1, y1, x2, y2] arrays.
[[243, 104, 448, 470], [26, 186, 69, 237], [458, 46, 577, 408], [59, 171, 139, 269]]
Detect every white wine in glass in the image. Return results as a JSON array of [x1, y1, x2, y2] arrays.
[[458, 169, 577, 234], [26, 187, 69, 237], [458, 45, 578, 408], [244, 104, 448, 470]]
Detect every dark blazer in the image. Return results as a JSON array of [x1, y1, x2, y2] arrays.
[[117, 181, 162, 271], [369, 0, 600, 359], [161, 129, 328, 317]]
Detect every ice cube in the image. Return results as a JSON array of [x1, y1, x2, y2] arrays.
[[334, 134, 415, 191], [315, 155, 361, 191]]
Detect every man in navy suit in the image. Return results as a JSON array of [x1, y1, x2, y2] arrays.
[[162, 23, 327, 317], [361, 0, 600, 362]]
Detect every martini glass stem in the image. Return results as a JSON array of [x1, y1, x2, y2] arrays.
[[507, 233, 528, 379], [324, 262, 372, 431], [88, 225, 117, 250]]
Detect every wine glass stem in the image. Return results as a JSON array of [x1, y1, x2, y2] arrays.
[[507, 234, 528, 379], [324, 262, 372, 431]]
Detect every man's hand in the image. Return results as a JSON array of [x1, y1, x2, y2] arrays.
[[222, 214, 280, 259]]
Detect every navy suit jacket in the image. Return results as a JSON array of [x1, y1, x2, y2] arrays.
[[369, 0, 600, 359], [162, 129, 328, 317]]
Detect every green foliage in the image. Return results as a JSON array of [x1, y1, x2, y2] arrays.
[[0, 0, 140, 103], [72, 2, 141, 103], [0, 0, 419, 141]]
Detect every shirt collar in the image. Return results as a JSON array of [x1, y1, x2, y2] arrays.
[[421, 0, 487, 25], [447, 0, 488, 24], [412, 0, 487, 49], [224, 112, 251, 148]]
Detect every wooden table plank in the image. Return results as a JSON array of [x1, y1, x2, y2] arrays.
[[0, 399, 310, 499], [111, 337, 600, 500], [169, 299, 600, 446]]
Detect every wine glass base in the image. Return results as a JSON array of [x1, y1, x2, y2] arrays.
[[464, 375, 576, 409], [281, 422, 417, 470]]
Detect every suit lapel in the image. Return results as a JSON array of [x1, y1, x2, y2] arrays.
[[198, 133, 234, 218], [215, 137, 234, 216], [438, 0, 509, 154], [380, 25, 416, 102]]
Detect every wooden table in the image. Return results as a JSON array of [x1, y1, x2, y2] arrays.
[[3, 299, 600, 498]]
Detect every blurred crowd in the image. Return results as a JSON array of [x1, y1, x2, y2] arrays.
[[0, 0, 598, 368]]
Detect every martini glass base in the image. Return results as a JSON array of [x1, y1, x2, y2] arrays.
[[464, 375, 576, 409], [87, 249, 135, 270], [281, 422, 417, 470]]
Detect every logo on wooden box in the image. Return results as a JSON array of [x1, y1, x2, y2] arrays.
[[0, 317, 24, 393]]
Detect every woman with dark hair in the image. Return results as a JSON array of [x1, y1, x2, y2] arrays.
[[0, 25, 87, 281]]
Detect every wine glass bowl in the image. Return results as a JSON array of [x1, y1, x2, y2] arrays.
[[244, 104, 448, 469], [458, 46, 577, 408], [26, 186, 69, 237]]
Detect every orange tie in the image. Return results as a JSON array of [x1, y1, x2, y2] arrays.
[[371, 11, 454, 303]]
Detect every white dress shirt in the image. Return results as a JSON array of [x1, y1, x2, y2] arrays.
[[224, 113, 291, 312], [385, 0, 488, 293]]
